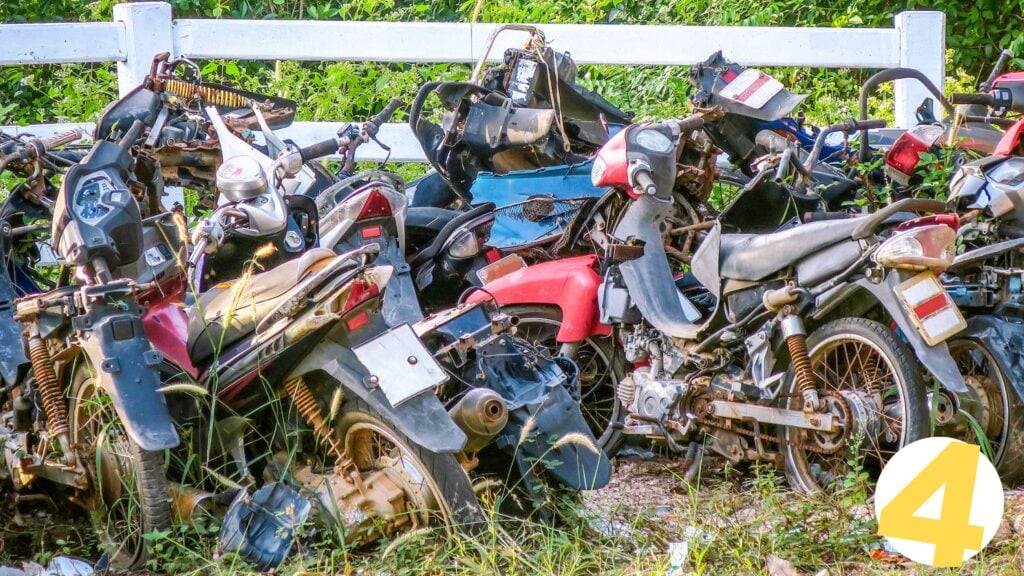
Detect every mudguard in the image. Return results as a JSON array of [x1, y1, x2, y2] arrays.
[[479, 337, 611, 489], [959, 315, 1024, 405], [77, 306, 180, 451], [617, 196, 703, 339], [852, 273, 968, 393], [286, 339, 466, 453], [468, 254, 610, 342]]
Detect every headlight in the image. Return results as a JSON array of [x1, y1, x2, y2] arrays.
[[873, 224, 956, 272], [591, 156, 607, 187], [446, 228, 481, 259]]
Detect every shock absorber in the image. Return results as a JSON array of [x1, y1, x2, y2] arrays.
[[780, 312, 820, 412], [282, 378, 349, 469], [25, 329, 74, 464]]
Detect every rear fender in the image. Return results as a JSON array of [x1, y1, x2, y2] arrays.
[[958, 315, 1024, 403], [286, 339, 466, 453], [76, 309, 180, 451], [467, 254, 609, 342], [849, 273, 968, 393]]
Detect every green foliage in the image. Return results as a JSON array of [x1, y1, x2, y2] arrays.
[[1, 1, 1022, 134]]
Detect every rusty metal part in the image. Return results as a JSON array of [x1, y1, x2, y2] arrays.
[[26, 333, 73, 464], [163, 79, 252, 108], [291, 463, 412, 543], [448, 388, 508, 454], [168, 483, 216, 524], [706, 399, 839, 432], [282, 378, 349, 469], [687, 389, 848, 455]]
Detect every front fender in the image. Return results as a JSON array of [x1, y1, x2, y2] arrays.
[[853, 274, 967, 393], [286, 339, 466, 453], [468, 254, 610, 342], [77, 309, 180, 451]]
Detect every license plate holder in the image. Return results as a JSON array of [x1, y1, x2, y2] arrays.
[[893, 271, 967, 346], [353, 323, 448, 407]]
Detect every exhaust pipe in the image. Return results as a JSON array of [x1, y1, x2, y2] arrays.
[[449, 388, 508, 453], [169, 483, 216, 524]]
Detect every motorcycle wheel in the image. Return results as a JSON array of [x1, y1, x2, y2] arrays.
[[69, 360, 170, 570], [942, 338, 1024, 485], [334, 396, 483, 531], [781, 317, 928, 493], [500, 305, 625, 455]]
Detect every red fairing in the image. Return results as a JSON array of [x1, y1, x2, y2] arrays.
[[994, 118, 1024, 156], [143, 299, 198, 379], [591, 127, 632, 196], [992, 72, 1024, 86], [466, 254, 610, 342]]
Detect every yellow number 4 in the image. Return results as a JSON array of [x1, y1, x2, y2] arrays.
[[878, 441, 985, 567]]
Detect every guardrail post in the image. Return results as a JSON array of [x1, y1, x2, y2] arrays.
[[894, 11, 945, 128], [113, 2, 173, 97]]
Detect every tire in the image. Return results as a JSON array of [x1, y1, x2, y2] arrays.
[[942, 337, 1024, 486], [333, 396, 483, 530], [68, 359, 170, 570], [502, 305, 625, 455], [781, 317, 928, 493]]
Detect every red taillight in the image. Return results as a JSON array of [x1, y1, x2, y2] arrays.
[[357, 188, 393, 220], [485, 248, 502, 264], [895, 213, 960, 233], [884, 125, 944, 185]]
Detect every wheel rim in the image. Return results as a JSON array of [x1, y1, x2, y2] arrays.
[[785, 333, 910, 490], [342, 418, 449, 528], [941, 339, 1009, 465], [71, 376, 147, 567], [512, 316, 621, 448]]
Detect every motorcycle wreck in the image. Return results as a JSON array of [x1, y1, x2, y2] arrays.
[[477, 111, 971, 492]]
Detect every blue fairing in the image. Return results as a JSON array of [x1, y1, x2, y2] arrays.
[[471, 160, 609, 249]]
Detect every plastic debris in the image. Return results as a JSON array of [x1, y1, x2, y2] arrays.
[[218, 482, 313, 571], [0, 557, 94, 576]]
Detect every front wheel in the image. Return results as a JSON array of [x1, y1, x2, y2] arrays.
[[69, 359, 171, 570], [781, 317, 929, 493]]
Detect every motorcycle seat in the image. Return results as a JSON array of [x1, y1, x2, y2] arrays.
[[187, 248, 338, 364], [718, 218, 862, 281]]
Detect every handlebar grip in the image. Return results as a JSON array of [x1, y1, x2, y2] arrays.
[[298, 137, 340, 163], [119, 119, 146, 151], [950, 93, 995, 106], [803, 211, 853, 223], [369, 98, 403, 132], [983, 49, 1014, 91], [850, 119, 886, 131], [675, 115, 706, 133], [40, 128, 83, 152]]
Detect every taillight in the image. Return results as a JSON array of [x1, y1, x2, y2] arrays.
[[884, 125, 944, 185], [357, 188, 393, 220], [873, 224, 956, 272]]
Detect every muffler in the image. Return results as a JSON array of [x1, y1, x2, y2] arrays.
[[448, 388, 508, 453]]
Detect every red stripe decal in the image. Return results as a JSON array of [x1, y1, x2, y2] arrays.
[[735, 74, 772, 103], [913, 293, 949, 319]]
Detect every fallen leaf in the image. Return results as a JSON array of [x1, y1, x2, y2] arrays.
[[766, 554, 801, 576]]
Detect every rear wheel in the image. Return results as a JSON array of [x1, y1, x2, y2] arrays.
[[503, 305, 625, 455], [940, 338, 1024, 486], [69, 361, 170, 570], [334, 396, 482, 530], [781, 317, 928, 493]]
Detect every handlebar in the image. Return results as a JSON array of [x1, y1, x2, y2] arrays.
[[297, 137, 341, 164], [982, 49, 1014, 92], [675, 115, 706, 133], [804, 117, 886, 175], [368, 97, 402, 136], [949, 93, 995, 106], [634, 169, 657, 196]]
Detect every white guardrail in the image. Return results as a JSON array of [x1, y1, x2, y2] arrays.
[[1, 1, 945, 161]]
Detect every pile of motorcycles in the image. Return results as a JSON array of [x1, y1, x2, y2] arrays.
[[3, 24, 1024, 568]]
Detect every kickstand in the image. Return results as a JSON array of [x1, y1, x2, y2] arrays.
[[683, 441, 704, 484]]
